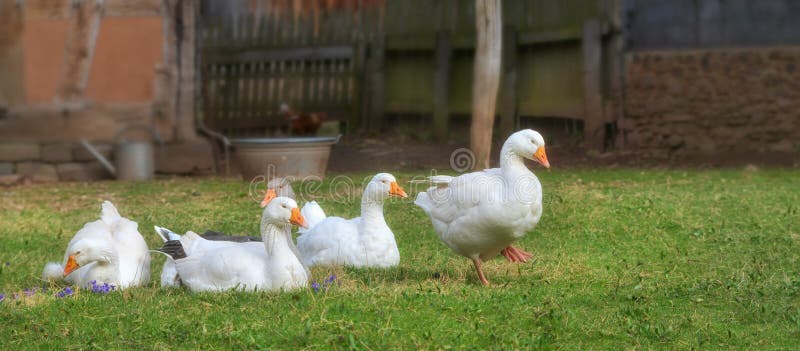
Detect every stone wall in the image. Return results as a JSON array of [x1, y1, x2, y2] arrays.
[[623, 48, 800, 155], [0, 141, 113, 184], [0, 140, 214, 184]]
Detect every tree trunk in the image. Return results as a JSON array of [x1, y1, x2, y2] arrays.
[[470, 0, 502, 170]]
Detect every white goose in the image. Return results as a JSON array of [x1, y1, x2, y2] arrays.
[[160, 197, 309, 292], [297, 173, 407, 268], [43, 201, 151, 289], [157, 177, 324, 287], [414, 129, 550, 285], [155, 227, 261, 287]]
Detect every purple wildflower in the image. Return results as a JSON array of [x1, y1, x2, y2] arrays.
[[0, 293, 5, 302], [56, 287, 74, 298], [89, 280, 115, 294], [311, 274, 338, 294], [23, 288, 36, 297]]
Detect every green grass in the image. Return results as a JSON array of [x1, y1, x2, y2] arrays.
[[1, 169, 799, 349]]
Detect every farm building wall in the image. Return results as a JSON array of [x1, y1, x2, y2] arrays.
[[20, 13, 163, 105], [0, 0, 213, 183]]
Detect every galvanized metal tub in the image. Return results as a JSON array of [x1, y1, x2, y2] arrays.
[[231, 136, 340, 181]]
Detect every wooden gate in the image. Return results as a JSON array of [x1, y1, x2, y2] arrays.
[[197, 0, 384, 137]]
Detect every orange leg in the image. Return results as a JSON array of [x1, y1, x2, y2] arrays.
[[472, 258, 490, 286]]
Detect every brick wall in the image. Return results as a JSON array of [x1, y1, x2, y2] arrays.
[[623, 48, 800, 155]]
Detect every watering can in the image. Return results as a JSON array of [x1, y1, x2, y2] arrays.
[[80, 125, 161, 181]]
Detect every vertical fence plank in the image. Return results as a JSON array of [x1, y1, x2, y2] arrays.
[[354, 40, 368, 133], [499, 25, 517, 138], [368, 33, 386, 132], [582, 18, 604, 150], [433, 30, 452, 141]]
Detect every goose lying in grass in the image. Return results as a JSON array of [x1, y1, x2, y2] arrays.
[[158, 197, 309, 292], [414, 129, 550, 285], [43, 201, 151, 289], [154, 226, 255, 287], [297, 173, 407, 268], [156, 178, 323, 287]]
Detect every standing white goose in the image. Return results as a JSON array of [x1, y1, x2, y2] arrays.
[[43, 201, 151, 289], [414, 129, 550, 285], [296, 173, 408, 268], [159, 197, 309, 292]]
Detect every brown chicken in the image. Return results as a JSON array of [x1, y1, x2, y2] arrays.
[[280, 103, 327, 136]]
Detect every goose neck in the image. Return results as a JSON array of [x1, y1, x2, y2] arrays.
[[360, 198, 386, 223], [499, 144, 529, 176], [260, 222, 292, 256]]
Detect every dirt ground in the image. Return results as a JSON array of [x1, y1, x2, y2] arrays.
[[328, 134, 800, 173]]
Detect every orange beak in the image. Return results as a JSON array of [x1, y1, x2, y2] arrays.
[[260, 188, 277, 208], [389, 182, 408, 198], [289, 208, 308, 228], [63, 255, 79, 276], [533, 146, 550, 168]]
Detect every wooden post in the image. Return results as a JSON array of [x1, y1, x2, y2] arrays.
[[163, 0, 199, 141], [582, 18, 604, 150], [56, 0, 105, 104], [499, 25, 517, 139], [433, 30, 452, 141], [352, 40, 367, 135], [605, 0, 626, 149], [178, 0, 199, 141], [471, 0, 502, 170]]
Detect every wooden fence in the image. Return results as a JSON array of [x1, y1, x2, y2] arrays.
[[197, 0, 385, 136], [197, 0, 621, 145]]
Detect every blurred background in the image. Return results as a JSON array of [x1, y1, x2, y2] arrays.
[[0, 0, 798, 183]]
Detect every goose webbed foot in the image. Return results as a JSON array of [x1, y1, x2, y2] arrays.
[[501, 246, 533, 263]]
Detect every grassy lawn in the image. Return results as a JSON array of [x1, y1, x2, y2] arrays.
[[1, 169, 799, 349]]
